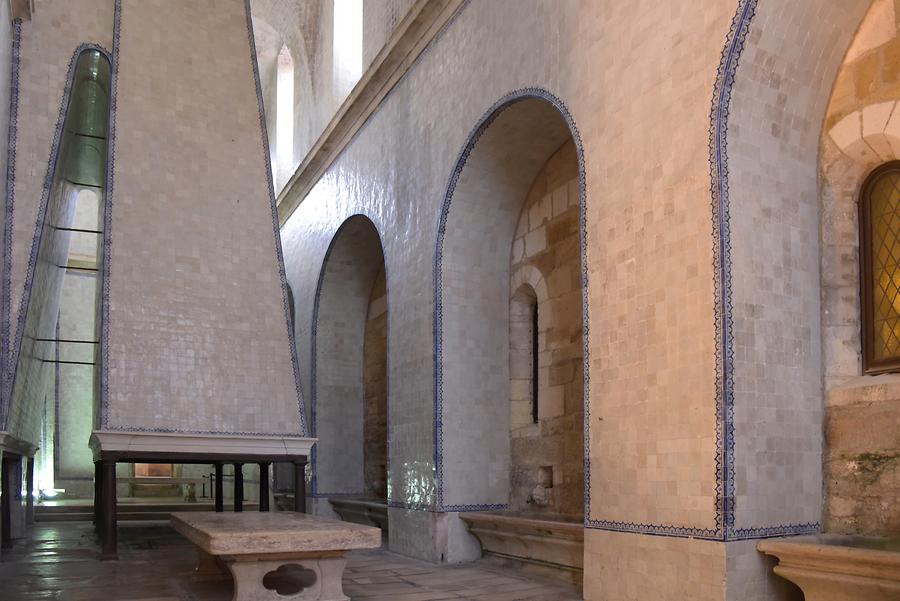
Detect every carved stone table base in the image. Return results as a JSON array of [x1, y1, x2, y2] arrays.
[[224, 552, 349, 601], [171, 512, 380, 601]]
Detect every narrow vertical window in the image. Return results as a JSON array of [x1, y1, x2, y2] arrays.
[[333, 0, 363, 97], [275, 45, 294, 190], [861, 162, 900, 374]]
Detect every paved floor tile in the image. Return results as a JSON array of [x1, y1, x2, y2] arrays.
[[0, 522, 582, 601]]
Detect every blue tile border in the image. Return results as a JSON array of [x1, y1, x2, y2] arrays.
[[710, 0, 757, 539], [99, 0, 120, 430], [308, 214, 390, 501], [0, 18, 21, 430], [707, 0, 818, 541]]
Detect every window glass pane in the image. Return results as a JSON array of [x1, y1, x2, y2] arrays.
[[869, 170, 900, 362]]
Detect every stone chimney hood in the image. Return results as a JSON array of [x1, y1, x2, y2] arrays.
[[91, 0, 312, 459]]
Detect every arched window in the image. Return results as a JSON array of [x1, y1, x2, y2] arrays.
[[275, 44, 294, 190], [333, 0, 362, 98], [510, 285, 538, 429], [861, 161, 900, 374]]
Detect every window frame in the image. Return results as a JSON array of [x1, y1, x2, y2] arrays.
[[860, 160, 900, 374]]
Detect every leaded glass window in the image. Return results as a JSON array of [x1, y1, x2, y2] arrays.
[[861, 162, 900, 374]]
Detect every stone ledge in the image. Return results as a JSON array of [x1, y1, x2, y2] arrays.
[[827, 374, 900, 407], [0, 431, 38, 457], [460, 512, 583, 584], [90, 430, 317, 460]]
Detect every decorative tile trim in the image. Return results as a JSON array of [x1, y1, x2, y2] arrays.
[[707, 0, 819, 540], [98, 0, 120, 430], [0, 18, 21, 430], [709, 0, 758, 539], [310, 491, 364, 499], [432, 87, 589, 515], [308, 214, 392, 503], [5, 42, 113, 436]]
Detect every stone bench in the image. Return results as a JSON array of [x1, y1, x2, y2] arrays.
[[758, 534, 900, 601], [171, 511, 381, 601]]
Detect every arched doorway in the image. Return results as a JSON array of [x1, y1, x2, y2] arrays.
[[434, 91, 588, 574], [311, 215, 389, 537]]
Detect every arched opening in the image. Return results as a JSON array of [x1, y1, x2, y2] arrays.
[[817, 0, 900, 537], [332, 0, 363, 100], [311, 215, 389, 537], [435, 92, 587, 571], [275, 44, 294, 191]]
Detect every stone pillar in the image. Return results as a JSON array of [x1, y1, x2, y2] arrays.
[[1, 454, 12, 550], [25, 457, 34, 525], [100, 459, 117, 560], [93, 461, 102, 532], [233, 463, 243, 512], [214, 463, 223, 513], [258, 462, 269, 512], [293, 460, 306, 513]]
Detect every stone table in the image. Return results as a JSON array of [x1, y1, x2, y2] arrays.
[[170, 511, 381, 601]]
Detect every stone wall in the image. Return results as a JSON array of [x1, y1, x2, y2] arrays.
[[817, 0, 900, 537], [269, 0, 882, 597], [508, 139, 583, 519], [363, 266, 387, 501]]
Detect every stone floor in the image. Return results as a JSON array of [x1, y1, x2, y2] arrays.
[[0, 521, 583, 600]]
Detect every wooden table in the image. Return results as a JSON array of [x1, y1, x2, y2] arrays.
[[171, 511, 381, 601]]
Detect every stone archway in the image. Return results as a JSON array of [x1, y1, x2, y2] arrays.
[[433, 91, 589, 567], [310, 215, 389, 533]]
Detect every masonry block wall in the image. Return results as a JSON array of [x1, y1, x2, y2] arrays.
[[363, 267, 388, 501], [818, 0, 900, 537], [509, 139, 583, 519]]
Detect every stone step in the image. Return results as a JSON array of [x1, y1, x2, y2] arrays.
[[35, 502, 259, 522]]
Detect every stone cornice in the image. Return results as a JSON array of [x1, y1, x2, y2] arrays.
[[0, 430, 38, 457], [90, 430, 317, 461], [276, 0, 467, 224]]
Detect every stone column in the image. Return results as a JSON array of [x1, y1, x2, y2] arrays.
[[100, 459, 117, 560], [258, 462, 270, 512], [233, 463, 243, 512], [293, 460, 306, 513], [1, 454, 12, 550], [214, 463, 223, 513], [25, 457, 34, 525]]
